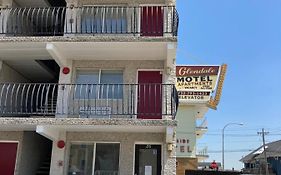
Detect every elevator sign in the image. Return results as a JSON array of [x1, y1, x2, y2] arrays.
[[176, 65, 221, 103]]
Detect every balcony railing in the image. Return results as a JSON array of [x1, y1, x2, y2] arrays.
[[0, 6, 178, 36], [0, 83, 178, 119]]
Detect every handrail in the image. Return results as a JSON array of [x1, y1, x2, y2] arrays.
[[0, 83, 178, 119]]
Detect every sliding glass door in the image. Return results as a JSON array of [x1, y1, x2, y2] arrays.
[[68, 143, 120, 175]]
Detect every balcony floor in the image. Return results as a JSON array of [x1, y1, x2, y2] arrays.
[[0, 117, 177, 133]]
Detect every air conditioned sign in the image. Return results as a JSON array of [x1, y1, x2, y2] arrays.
[[176, 66, 221, 103]]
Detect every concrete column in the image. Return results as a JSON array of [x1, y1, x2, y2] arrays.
[[64, 0, 79, 35], [56, 60, 73, 117], [119, 136, 134, 175], [165, 0, 176, 6], [50, 131, 66, 175], [163, 144, 176, 175], [0, 0, 13, 35], [163, 127, 177, 175], [163, 43, 176, 119], [0, 61, 2, 71]]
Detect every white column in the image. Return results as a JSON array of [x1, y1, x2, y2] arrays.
[[164, 126, 176, 175], [64, 0, 80, 35], [56, 60, 73, 117], [0, 0, 13, 35], [50, 131, 66, 175], [163, 43, 177, 119]]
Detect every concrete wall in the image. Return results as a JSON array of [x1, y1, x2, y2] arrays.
[[0, 61, 30, 114], [72, 60, 165, 83], [177, 158, 198, 175], [0, 131, 24, 175], [65, 132, 176, 175], [20, 132, 52, 175], [176, 105, 197, 158], [0, 61, 29, 83]]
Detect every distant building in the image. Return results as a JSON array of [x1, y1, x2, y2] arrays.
[[175, 65, 227, 175], [240, 140, 281, 175]]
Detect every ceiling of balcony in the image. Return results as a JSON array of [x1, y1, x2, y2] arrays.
[[4, 60, 56, 82], [13, 0, 66, 7], [0, 41, 173, 81], [14, 0, 49, 7], [51, 42, 168, 61], [0, 42, 57, 82]]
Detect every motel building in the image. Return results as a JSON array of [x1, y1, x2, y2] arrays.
[[0, 0, 179, 175], [175, 65, 227, 175]]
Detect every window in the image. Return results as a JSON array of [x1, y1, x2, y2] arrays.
[[68, 144, 94, 175], [68, 143, 120, 175], [75, 70, 123, 99], [81, 6, 128, 34], [94, 143, 120, 175]]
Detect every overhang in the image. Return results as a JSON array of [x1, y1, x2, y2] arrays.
[[0, 118, 177, 133]]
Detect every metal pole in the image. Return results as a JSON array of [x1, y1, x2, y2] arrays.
[[222, 123, 243, 170], [258, 128, 269, 175], [222, 128, 225, 170]]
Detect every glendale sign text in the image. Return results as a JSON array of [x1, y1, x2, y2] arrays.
[[176, 65, 221, 102]]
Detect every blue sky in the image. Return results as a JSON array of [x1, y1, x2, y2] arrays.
[[176, 0, 281, 170]]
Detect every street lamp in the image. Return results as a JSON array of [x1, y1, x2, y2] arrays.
[[222, 122, 243, 170]]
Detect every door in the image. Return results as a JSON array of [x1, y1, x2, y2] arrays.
[[0, 142, 18, 175], [135, 144, 161, 175], [141, 6, 164, 36], [137, 71, 162, 119]]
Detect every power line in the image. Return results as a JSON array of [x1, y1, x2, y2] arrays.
[[208, 149, 255, 153]]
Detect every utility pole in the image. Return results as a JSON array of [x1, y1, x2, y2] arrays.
[[257, 128, 269, 175]]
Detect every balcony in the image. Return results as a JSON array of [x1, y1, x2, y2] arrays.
[[0, 6, 178, 37], [196, 147, 209, 162], [196, 118, 208, 138], [0, 83, 178, 119]]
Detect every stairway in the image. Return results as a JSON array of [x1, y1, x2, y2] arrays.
[[35, 96, 57, 116], [36, 158, 51, 175]]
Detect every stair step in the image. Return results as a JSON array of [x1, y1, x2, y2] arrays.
[[38, 166, 50, 170]]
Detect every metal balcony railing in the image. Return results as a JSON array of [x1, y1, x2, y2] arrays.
[[0, 83, 178, 119], [0, 6, 178, 36]]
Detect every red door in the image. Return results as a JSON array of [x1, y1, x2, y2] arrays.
[[0, 143, 18, 175], [138, 71, 162, 119], [141, 6, 164, 36]]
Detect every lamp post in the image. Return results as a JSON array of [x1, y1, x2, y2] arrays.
[[222, 122, 243, 170]]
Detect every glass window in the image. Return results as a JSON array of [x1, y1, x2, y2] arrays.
[[75, 70, 99, 99], [81, 7, 127, 34], [100, 70, 123, 99], [94, 143, 120, 175], [68, 144, 94, 175], [68, 143, 120, 175], [75, 70, 123, 99]]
